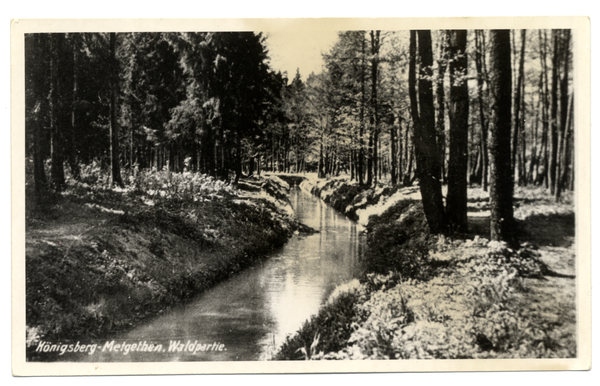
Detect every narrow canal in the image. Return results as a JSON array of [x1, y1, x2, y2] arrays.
[[88, 186, 365, 361]]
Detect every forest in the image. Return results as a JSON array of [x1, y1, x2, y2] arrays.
[[24, 29, 577, 361], [26, 29, 573, 242]]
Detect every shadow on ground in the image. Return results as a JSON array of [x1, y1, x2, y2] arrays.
[[465, 211, 574, 249], [466, 215, 490, 240], [518, 212, 575, 248]]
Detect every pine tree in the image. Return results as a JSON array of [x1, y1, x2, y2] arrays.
[[26, 33, 50, 198], [49, 34, 66, 189], [109, 33, 124, 187]]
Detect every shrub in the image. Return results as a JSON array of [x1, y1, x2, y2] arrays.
[[365, 201, 434, 281], [344, 288, 414, 359]]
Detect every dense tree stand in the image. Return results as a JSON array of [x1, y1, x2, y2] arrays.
[[24, 29, 573, 241]]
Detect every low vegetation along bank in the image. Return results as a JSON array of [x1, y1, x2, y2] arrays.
[[276, 177, 576, 360], [26, 167, 309, 358]]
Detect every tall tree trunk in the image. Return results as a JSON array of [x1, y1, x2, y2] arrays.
[[284, 132, 289, 173], [30, 34, 49, 197], [366, 128, 373, 185], [168, 145, 175, 172], [488, 30, 519, 249], [469, 147, 481, 184], [219, 119, 228, 180], [234, 127, 242, 184], [390, 110, 397, 185], [529, 82, 540, 184], [403, 121, 411, 186], [67, 35, 80, 180], [539, 30, 550, 188], [512, 30, 526, 184], [358, 33, 366, 186], [318, 130, 325, 179], [446, 30, 469, 232], [270, 133, 274, 172], [397, 116, 404, 184], [475, 30, 490, 191], [519, 79, 527, 185], [409, 30, 447, 234], [189, 123, 197, 172], [436, 31, 448, 183], [556, 30, 571, 197], [549, 30, 560, 194], [350, 148, 355, 181], [370, 30, 380, 186], [109, 33, 124, 187], [405, 146, 414, 186], [258, 155, 262, 176], [129, 48, 138, 170], [129, 94, 135, 169], [49, 34, 66, 189], [556, 93, 573, 201], [202, 122, 215, 176]]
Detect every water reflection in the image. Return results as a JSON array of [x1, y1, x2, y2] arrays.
[[85, 187, 365, 362]]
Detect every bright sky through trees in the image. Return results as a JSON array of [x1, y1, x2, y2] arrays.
[[264, 30, 339, 82]]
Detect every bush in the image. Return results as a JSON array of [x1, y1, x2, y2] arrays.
[[133, 169, 237, 203], [343, 285, 414, 359], [365, 201, 434, 281]]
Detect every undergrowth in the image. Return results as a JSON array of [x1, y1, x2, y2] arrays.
[[275, 179, 576, 360], [281, 238, 573, 360], [26, 164, 301, 356]]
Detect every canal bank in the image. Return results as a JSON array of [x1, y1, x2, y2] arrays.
[[25, 171, 577, 361], [72, 186, 366, 361], [26, 174, 312, 360], [275, 177, 577, 360]]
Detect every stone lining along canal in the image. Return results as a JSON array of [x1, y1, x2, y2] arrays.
[[85, 186, 365, 362]]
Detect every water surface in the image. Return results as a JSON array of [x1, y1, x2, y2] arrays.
[[88, 187, 365, 361]]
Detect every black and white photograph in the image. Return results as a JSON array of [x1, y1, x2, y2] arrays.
[[11, 16, 591, 376]]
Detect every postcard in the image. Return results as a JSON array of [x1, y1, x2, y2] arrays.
[[11, 16, 591, 376]]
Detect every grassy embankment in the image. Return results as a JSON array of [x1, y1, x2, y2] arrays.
[[25, 166, 312, 355], [276, 177, 576, 360]]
